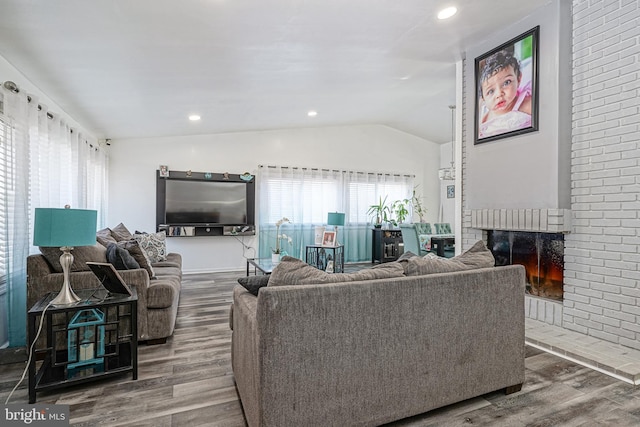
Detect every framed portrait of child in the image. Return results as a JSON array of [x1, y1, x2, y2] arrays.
[[474, 26, 539, 145], [322, 230, 336, 247]]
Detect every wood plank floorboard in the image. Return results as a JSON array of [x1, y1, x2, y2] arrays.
[[2, 267, 640, 426]]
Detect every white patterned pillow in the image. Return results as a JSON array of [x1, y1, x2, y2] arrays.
[[133, 231, 167, 263]]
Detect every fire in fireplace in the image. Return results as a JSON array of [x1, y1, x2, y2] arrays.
[[487, 231, 564, 300]]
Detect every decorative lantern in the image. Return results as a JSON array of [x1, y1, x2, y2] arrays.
[[67, 308, 106, 377]]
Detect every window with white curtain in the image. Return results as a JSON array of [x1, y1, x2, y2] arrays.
[[0, 84, 108, 349], [258, 166, 413, 262], [0, 113, 11, 349]]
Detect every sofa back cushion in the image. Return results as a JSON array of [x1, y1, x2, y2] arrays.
[[111, 222, 134, 240], [404, 240, 494, 276], [39, 243, 107, 272], [268, 256, 404, 287]]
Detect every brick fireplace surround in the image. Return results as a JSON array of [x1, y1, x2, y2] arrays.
[[456, 0, 640, 378], [467, 208, 572, 327]]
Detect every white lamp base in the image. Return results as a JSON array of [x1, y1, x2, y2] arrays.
[[50, 247, 81, 306]]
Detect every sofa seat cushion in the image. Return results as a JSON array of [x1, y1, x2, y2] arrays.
[[153, 266, 181, 278], [268, 256, 405, 287], [147, 277, 180, 309], [39, 243, 107, 272], [405, 240, 494, 276], [152, 260, 181, 269], [155, 253, 182, 269]]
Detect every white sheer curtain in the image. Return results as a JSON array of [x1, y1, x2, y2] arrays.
[[258, 165, 413, 262], [0, 89, 30, 349], [0, 84, 108, 348]]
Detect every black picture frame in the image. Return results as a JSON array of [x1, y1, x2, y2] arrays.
[[86, 262, 133, 296], [474, 26, 539, 145]]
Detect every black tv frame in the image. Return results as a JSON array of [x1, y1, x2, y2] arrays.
[[156, 170, 255, 237]]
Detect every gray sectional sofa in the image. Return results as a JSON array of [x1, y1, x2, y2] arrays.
[[231, 244, 526, 426], [27, 224, 181, 344]]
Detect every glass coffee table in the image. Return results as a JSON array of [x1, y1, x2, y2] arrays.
[[246, 258, 277, 276]]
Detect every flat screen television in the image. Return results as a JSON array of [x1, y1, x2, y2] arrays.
[[156, 171, 255, 227]]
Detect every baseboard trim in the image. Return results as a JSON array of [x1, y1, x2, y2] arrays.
[[0, 346, 27, 365]]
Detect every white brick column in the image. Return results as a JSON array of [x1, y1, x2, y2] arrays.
[[565, 0, 640, 349]]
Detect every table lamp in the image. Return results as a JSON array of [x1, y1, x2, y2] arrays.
[[33, 207, 98, 305], [327, 212, 345, 245]]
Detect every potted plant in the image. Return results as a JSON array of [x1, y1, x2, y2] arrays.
[[367, 196, 392, 228], [272, 217, 292, 263], [411, 186, 427, 223], [392, 198, 411, 225]]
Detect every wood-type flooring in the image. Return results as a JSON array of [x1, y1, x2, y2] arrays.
[[2, 268, 640, 426]]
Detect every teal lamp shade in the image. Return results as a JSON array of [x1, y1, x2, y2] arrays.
[[327, 212, 345, 227], [33, 207, 97, 305], [34, 208, 97, 247]]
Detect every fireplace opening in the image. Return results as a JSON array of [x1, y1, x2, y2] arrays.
[[487, 231, 564, 300]]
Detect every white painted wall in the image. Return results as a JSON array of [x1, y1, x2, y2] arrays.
[[108, 125, 441, 272], [439, 141, 455, 224], [464, 0, 572, 211], [0, 55, 91, 134]]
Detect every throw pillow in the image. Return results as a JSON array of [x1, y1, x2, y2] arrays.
[[39, 243, 107, 273], [396, 251, 418, 262], [106, 243, 141, 270], [133, 231, 167, 263], [453, 240, 495, 269], [111, 223, 134, 241], [237, 275, 270, 296], [404, 240, 495, 276], [96, 227, 118, 248], [268, 256, 405, 287], [116, 239, 156, 279]]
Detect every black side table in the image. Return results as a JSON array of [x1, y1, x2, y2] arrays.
[[28, 288, 138, 403], [372, 228, 403, 263], [305, 245, 344, 273]]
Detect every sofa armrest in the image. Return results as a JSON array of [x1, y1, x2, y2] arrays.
[[231, 285, 261, 427]]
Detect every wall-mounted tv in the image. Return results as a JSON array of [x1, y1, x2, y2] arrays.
[[156, 170, 255, 229]]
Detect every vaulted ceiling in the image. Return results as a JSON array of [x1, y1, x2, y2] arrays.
[[0, 0, 550, 143]]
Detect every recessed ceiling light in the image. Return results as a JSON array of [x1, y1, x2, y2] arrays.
[[308, 111, 318, 117], [437, 6, 457, 20], [189, 115, 201, 121]]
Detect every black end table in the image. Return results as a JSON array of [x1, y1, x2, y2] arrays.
[[28, 288, 138, 403], [305, 244, 344, 273]]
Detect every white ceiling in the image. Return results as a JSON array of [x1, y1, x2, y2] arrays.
[[0, 0, 550, 143]]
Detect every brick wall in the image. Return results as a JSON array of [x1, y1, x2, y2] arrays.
[[564, 0, 640, 349]]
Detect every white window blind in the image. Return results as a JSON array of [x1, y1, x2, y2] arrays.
[[0, 114, 10, 348]]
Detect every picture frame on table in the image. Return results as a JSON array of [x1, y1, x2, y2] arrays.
[[325, 260, 334, 273], [474, 26, 539, 145], [314, 226, 326, 245], [322, 230, 336, 247]]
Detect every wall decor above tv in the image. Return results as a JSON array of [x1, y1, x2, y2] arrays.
[[156, 170, 255, 237]]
